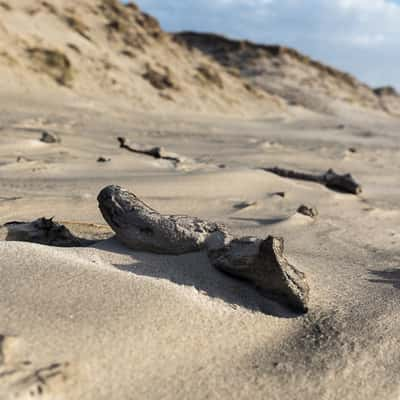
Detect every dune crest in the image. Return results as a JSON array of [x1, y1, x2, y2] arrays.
[[0, 0, 283, 116], [176, 31, 400, 117]]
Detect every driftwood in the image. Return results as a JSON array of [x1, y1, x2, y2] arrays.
[[117, 137, 181, 165], [264, 167, 362, 195], [40, 131, 60, 144], [209, 236, 309, 312], [297, 205, 318, 218], [4, 218, 93, 247], [98, 185, 310, 312], [97, 156, 111, 163], [98, 185, 232, 254]]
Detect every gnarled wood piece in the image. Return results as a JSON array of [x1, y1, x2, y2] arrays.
[[97, 156, 111, 163], [98, 185, 232, 254], [321, 169, 362, 194], [40, 131, 60, 144], [264, 166, 362, 195], [117, 137, 181, 165], [297, 205, 318, 218], [98, 185, 310, 312], [4, 218, 93, 247], [209, 236, 309, 312]]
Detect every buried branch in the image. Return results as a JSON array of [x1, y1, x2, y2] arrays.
[[4, 218, 93, 247], [97, 185, 310, 312], [264, 166, 362, 195], [209, 236, 309, 312], [117, 137, 181, 165], [97, 184, 232, 254]]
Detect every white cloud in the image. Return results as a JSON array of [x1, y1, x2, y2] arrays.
[[134, 0, 400, 88], [347, 33, 386, 47]]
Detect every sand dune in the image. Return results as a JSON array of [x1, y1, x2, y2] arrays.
[[0, 0, 283, 116], [177, 32, 400, 117]]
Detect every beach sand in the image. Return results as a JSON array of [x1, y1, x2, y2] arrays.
[[1, 94, 400, 399]]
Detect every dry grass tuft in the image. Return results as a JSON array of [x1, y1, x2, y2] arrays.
[[0, 51, 17, 66], [374, 86, 399, 97], [142, 64, 177, 90], [41, 1, 57, 14], [64, 15, 92, 41], [196, 64, 224, 89], [0, 1, 11, 11], [27, 48, 74, 86]]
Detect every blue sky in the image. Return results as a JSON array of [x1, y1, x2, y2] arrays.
[[131, 0, 400, 89]]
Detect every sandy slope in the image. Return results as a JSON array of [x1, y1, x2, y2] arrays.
[[0, 0, 283, 116], [0, 93, 400, 399], [177, 32, 400, 117]]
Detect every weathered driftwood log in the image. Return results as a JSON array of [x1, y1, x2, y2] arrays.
[[98, 185, 232, 254], [97, 156, 111, 163], [264, 166, 362, 195], [208, 236, 309, 312], [40, 131, 60, 144], [4, 218, 92, 247], [117, 137, 181, 165], [297, 205, 318, 218], [98, 185, 310, 312]]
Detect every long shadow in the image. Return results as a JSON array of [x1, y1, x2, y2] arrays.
[[93, 238, 300, 318], [231, 216, 288, 226], [369, 268, 400, 289]]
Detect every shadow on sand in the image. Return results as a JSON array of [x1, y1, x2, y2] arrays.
[[369, 268, 400, 289], [93, 238, 302, 319], [230, 216, 288, 226]]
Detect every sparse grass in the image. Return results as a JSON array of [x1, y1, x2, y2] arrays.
[[121, 49, 136, 58], [27, 48, 74, 87], [142, 64, 177, 90], [125, 2, 139, 12], [0, 51, 17, 66], [178, 32, 360, 89], [196, 64, 223, 89], [99, 0, 126, 18], [107, 18, 129, 34], [226, 67, 241, 78], [41, 1, 57, 14], [135, 12, 162, 38], [106, 15, 147, 50], [67, 43, 81, 54], [25, 7, 39, 16], [64, 15, 91, 41], [0, 1, 11, 11], [374, 86, 398, 97], [159, 92, 174, 101]]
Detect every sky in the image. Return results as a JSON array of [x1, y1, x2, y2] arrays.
[[129, 0, 400, 89]]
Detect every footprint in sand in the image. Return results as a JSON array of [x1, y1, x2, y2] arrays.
[[0, 335, 70, 399]]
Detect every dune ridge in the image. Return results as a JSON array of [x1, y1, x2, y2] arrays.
[[176, 31, 400, 116], [0, 0, 283, 116]]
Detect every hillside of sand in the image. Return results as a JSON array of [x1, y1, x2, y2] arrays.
[[176, 31, 400, 117], [0, 0, 284, 116]]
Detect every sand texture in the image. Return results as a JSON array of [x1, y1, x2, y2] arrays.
[[1, 1, 400, 399]]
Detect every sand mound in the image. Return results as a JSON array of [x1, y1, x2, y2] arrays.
[[0, 0, 283, 116], [176, 32, 400, 117]]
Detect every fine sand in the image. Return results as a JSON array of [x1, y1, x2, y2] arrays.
[[0, 94, 400, 399]]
